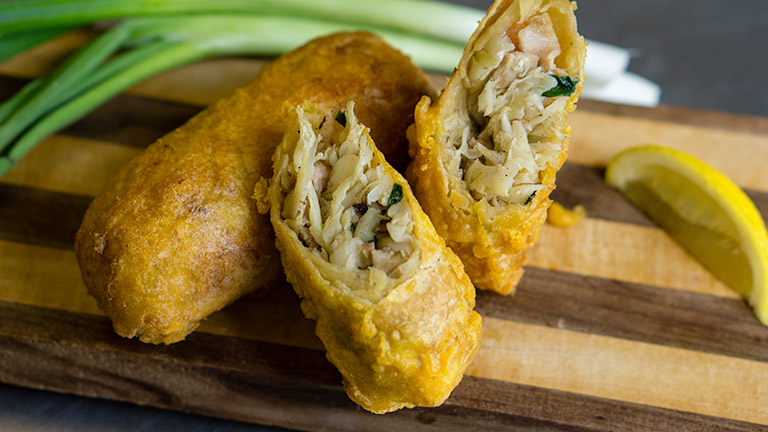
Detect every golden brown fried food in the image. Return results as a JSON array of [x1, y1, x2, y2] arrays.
[[257, 102, 481, 414], [406, 0, 586, 295], [75, 32, 436, 344]]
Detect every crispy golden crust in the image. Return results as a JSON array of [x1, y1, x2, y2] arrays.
[[406, 0, 585, 295], [265, 105, 481, 413], [75, 32, 436, 344]]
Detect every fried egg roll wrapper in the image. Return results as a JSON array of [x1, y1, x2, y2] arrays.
[[75, 32, 436, 344], [257, 103, 481, 414], [406, 0, 586, 294]]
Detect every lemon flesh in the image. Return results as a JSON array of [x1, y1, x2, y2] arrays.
[[605, 145, 768, 325]]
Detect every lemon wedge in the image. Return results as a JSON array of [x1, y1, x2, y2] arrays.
[[605, 145, 768, 325]]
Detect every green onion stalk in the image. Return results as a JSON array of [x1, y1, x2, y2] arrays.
[[0, 0, 485, 44], [0, 14, 467, 176]]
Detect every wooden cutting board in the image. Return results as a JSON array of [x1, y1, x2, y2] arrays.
[[2, 31, 768, 432]]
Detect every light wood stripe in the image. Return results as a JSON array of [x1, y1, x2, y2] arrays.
[[570, 110, 768, 191], [530, 218, 738, 299], [0, 238, 321, 349], [0, 135, 140, 196], [0, 240, 98, 315], [469, 318, 768, 425]]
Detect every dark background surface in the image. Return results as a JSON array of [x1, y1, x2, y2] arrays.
[[2, 1, 767, 431]]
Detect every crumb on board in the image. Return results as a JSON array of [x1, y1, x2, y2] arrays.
[[547, 201, 586, 227]]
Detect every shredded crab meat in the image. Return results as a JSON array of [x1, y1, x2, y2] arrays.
[[445, 12, 572, 207], [279, 104, 419, 283]]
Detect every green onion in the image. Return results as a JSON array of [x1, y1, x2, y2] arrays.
[[0, 26, 77, 63], [335, 111, 347, 127], [0, 0, 484, 44], [0, 14, 466, 176], [388, 184, 404, 206], [0, 25, 128, 151], [542, 75, 580, 98], [119, 15, 465, 69], [0, 80, 44, 124], [0, 42, 203, 174]]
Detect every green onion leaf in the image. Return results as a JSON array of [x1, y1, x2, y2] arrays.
[[542, 75, 579, 97], [387, 184, 404, 206], [335, 111, 346, 127]]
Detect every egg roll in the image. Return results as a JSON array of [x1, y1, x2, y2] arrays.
[[406, 0, 586, 294], [257, 102, 481, 414], [75, 32, 436, 344]]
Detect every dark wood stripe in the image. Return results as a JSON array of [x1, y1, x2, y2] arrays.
[[551, 163, 768, 227], [0, 183, 91, 250], [0, 300, 760, 432], [60, 92, 202, 148], [0, 74, 201, 148], [479, 266, 768, 363]]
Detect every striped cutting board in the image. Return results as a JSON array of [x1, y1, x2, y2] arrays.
[[1, 31, 768, 432]]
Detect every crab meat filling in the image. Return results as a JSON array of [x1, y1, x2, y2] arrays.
[[445, 12, 575, 207], [279, 105, 419, 282]]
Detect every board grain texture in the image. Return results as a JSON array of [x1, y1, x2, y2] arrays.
[[2, 31, 768, 431]]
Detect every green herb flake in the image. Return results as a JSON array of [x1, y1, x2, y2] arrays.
[[542, 75, 579, 97], [524, 190, 537, 205], [387, 183, 404, 206], [335, 110, 346, 127]]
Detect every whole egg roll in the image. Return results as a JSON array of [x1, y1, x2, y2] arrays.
[[257, 102, 481, 414], [75, 32, 436, 344], [406, 0, 586, 294]]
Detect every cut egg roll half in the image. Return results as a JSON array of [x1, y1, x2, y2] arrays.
[[407, 0, 586, 294], [257, 102, 482, 414]]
